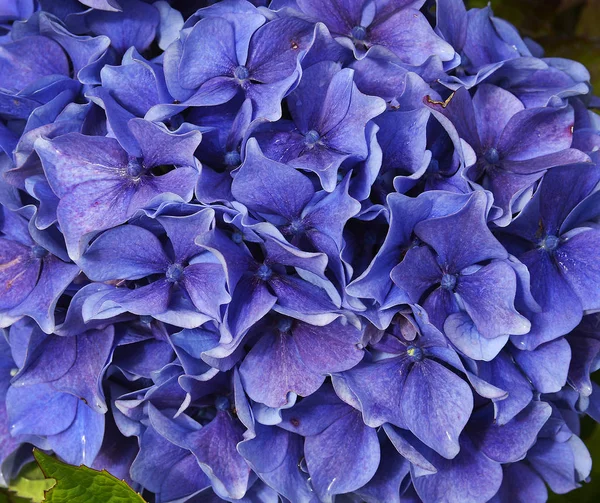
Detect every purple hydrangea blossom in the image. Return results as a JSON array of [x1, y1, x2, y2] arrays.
[[0, 1, 599, 502], [499, 163, 600, 350], [427, 84, 589, 226], [35, 118, 201, 259], [291, 0, 454, 65]]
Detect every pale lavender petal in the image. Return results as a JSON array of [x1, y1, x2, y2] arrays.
[[369, 9, 454, 65]]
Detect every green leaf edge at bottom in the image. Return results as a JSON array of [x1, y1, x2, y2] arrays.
[[32, 450, 146, 503]]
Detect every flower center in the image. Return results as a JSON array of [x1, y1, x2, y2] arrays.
[[31, 245, 47, 259], [351, 25, 367, 41], [406, 345, 424, 362], [277, 318, 293, 333], [224, 150, 241, 166], [541, 234, 560, 252], [234, 65, 249, 81], [288, 219, 305, 235], [304, 129, 321, 148], [256, 264, 272, 281], [232, 230, 243, 244], [441, 273, 457, 291], [483, 147, 500, 165], [127, 156, 145, 178], [215, 395, 230, 411], [166, 263, 184, 283]]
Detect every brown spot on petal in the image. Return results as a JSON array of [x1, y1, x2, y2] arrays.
[[426, 92, 455, 109], [290, 418, 300, 427], [291, 41, 299, 50], [535, 219, 545, 240]]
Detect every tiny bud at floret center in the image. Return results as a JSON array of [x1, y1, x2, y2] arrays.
[[127, 156, 145, 178], [224, 150, 241, 166], [256, 264, 272, 281], [289, 219, 305, 235], [541, 234, 560, 252], [484, 147, 500, 165], [351, 25, 367, 41], [304, 129, 321, 147], [31, 245, 47, 259], [406, 345, 424, 362], [166, 263, 184, 283], [234, 65, 249, 81], [278, 318, 293, 333], [441, 273, 457, 291]]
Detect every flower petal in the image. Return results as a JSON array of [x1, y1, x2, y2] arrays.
[[305, 408, 380, 503], [457, 260, 530, 339], [79, 225, 169, 281], [369, 9, 454, 65], [401, 359, 473, 459], [48, 400, 105, 466], [511, 338, 571, 394], [232, 139, 313, 221], [240, 331, 322, 408], [412, 436, 502, 503], [415, 191, 507, 271], [474, 402, 552, 463], [498, 106, 575, 161], [557, 229, 600, 311], [188, 411, 250, 500]]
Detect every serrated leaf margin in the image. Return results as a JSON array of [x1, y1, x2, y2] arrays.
[[33, 450, 146, 503]]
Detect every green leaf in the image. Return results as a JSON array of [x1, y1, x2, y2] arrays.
[[468, 0, 489, 7], [33, 450, 146, 503], [0, 488, 34, 503], [575, 0, 600, 38], [7, 463, 55, 503]]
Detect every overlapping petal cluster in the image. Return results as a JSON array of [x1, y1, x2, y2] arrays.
[[1, 0, 600, 502]]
